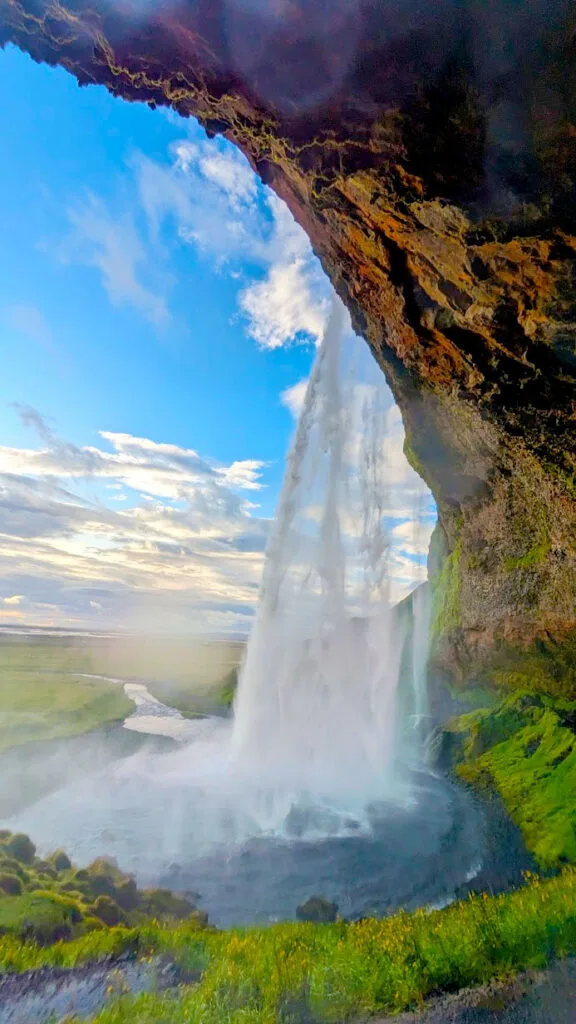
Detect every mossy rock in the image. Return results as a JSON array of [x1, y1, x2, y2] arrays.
[[139, 888, 197, 922], [81, 914, 105, 932], [89, 895, 125, 927], [296, 896, 339, 923], [0, 857, 28, 881], [115, 878, 139, 911], [33, 861, 58, 880], [0, 873, 23, 896], [445, 692, 576, 869]]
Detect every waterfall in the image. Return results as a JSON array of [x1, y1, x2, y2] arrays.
[[9, 300, 440, 887], [230, 300, 428, 833]]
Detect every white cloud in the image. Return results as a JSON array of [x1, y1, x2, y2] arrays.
[[62, 193, 169, 325], [134, 133, 330, 348], [0, 394, 435, 631], [281, 378, 308, 417], [0, 414, 265, 511], [240, 259, 328, 349], [56, 125, 329, 346], [391, 519, 435, 557], [0, 408, 271, 633]]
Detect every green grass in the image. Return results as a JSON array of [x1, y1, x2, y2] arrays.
[[0, 669, 133, 753], [3, 869, 576, 1022], [0, 892, 84, 944], [446, 692, 576, 868]]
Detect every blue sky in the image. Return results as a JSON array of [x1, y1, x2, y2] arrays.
[[0, 45, 433, 634]]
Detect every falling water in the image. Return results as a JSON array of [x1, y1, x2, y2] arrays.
[[230, 300, 422, 832], [8, 299, 478, 926]]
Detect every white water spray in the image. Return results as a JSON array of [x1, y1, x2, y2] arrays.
[[229, 301, 425, 832], [9, 299, 439, 887]]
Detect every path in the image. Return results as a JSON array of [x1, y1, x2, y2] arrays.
[[374, 959, 576, 1023]]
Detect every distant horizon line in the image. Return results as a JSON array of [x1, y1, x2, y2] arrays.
[[0, 623, 248, 642]]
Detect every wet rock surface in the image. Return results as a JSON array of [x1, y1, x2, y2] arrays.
[[0, 955, 187, 1024]]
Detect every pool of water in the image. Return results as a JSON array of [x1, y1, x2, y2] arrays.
[[5, 708, 486, 927]]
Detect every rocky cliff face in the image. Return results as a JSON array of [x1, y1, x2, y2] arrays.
[[1, 0, 575, 687]]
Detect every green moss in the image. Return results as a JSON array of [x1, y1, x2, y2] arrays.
[[214, 667, 238, 708], [0, 834, 203, 940], [485, 632, 576, 701], [503, 534, 552, 572], [446, 692, 576, 869], [430, 528, 463, 639], [0, 892, 84, 944]]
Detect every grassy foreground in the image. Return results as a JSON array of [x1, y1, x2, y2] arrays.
[[2, 869, 576, 1021]]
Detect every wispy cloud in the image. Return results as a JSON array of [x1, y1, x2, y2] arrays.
[[0, 396, 434, 630], [281, 378, 309, 417], [61, 193, 169, 325], [4, 305, 55, 353], [0, 408, 271, 633]]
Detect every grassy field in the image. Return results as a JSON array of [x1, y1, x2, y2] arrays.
[[0, 661, 132, 754], [0, 634, 242, 732], [1, 868, 576, 1021]]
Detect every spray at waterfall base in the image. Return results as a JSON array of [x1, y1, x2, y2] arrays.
[[7, 306, 485, 924]]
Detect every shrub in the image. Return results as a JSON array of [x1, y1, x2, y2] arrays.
[[140, 888, 197, 922], [90, 895, 125, 927], [4, 834, 36, 865], [49, 849, 72, 872], [34, 861, 58, 880]]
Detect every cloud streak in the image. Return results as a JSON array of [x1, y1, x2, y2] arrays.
[[0, 409, 271, 633]]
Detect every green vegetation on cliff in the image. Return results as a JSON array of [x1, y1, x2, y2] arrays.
[[444, 692, 576, 868], [3, 869, 576, 1022], [430, 522, 462, 640], [0, 832, 205, 945]]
